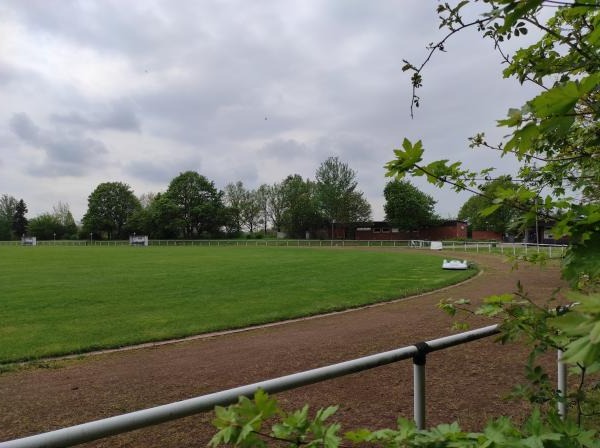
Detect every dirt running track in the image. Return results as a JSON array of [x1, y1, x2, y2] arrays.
[[0, 250, 567, 447]]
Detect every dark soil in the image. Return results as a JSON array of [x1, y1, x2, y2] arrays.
[[0, 250, 567, 447]]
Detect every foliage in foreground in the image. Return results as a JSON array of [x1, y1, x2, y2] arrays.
[[211, 389, 598, 448]]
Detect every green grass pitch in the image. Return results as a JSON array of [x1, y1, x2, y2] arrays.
[[0, 246, 476, 363]]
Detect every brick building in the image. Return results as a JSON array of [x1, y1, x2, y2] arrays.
[[351, 220, 468, 241]]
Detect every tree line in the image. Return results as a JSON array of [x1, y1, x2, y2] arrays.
[[1, 155, 520, 241]]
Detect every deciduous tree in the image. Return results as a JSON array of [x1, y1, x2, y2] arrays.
[[52, 202, 78, 238], [164, 171, 225, 238], [384, 179, 438, 231], [82, 182, 141, 239], [0, 194, 18, 240], [28, 213, 61, 240], [315, 157, 371, 232], [267, 182, 287, 233], [224, 181, 246, 234], [458, 176, 520, 235], [281, 175, 321, 238]]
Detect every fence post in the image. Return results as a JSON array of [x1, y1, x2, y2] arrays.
[[557, 349, 567, 419], [413, 342, 429, 430]]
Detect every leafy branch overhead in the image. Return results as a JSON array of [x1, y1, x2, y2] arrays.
[[390, 0, 600, 288]]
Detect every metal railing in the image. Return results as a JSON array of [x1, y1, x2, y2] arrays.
[[2, 326, 505, 448], [0, 323, 572, 448], [0, 239, 568, 256]]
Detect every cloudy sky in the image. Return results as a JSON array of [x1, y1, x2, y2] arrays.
[[0, 1, 539, 223]]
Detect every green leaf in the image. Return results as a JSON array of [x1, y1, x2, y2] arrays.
[[481, 203, 502, 217], [483, 294, 514, 304], [498, 108, 523, 127], [384, 138, 424, 177], [529, 82, 579, 117]]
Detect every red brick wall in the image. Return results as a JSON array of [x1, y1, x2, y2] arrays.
[[472, 230, 502, 240], [355, 222, 467, 241]]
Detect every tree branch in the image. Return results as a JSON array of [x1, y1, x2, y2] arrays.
[[409, 18, 491, 118]]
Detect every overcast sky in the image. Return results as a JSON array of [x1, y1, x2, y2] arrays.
[[0, 1, 540, 223]]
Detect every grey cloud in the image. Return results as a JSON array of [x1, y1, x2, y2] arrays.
[[124, 159, 199, 185], [50, 100, 141, 132], [219, 164, 259, 190], [9, 113, 108, 176], [3, 1, 182, 62], [260, 138, 311, 161], [9, 113, 41, 144]]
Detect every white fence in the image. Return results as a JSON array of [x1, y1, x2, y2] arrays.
[[0, 239, 567, 257]]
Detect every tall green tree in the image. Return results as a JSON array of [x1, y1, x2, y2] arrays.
[[164, 171, 225, 238], [52, 202, 78, 238], [82, 182, 141, 239], [256, 184, 270, 234], [0, 194, 18, 240], [267, 182, 287, 233], [240, 189, 261, 234], [315, 156, 371, 231], [223, 181, 246, 234], [384, 180, 438, 231], [126, 193, 158, 238], [28, 203, 78, 240], [28, 213, 62, 240], [458, 176, 521, 234], [281, 174, 321, 238], [12, 199, 28, 237], [145, 192, 180, 239]]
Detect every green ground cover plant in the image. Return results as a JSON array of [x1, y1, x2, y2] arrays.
[[0, 246, 474, 364]]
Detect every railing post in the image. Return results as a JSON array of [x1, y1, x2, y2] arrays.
[[557, 348, 567, 419], [413, 342, 430, 430]]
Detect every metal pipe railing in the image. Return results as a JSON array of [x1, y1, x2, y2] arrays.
[[1, 325, 501, 448], [557, 349, 568, 419]]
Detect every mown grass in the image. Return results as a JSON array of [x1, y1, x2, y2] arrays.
[[0, 246, 476, 363]]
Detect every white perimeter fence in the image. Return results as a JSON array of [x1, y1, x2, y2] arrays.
[[0, 324, 570, 448], [0, 239, 568, 257]]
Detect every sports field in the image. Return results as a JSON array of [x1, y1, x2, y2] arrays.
[[0, 246, 476, 363]]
